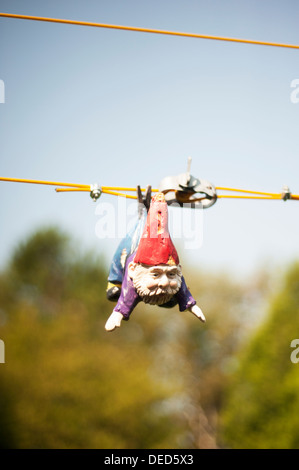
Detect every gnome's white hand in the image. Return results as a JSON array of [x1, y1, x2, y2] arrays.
[[105, 310, 124, 332], [188, 304, 206, 323]]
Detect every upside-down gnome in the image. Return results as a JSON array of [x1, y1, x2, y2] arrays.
[[105, 192, 205, 331]]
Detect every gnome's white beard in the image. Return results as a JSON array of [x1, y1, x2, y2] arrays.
[[132, 265, 182, 305]]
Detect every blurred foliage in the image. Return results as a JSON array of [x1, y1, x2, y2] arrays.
[[0, 228, 182, 449], [220, 262, 299, 449], [1, 226, 297, 449]]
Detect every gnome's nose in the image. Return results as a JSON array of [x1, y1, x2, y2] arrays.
[[158, 274, 170, 288]]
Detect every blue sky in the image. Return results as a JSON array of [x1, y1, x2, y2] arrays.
[[0, 0, 299, 277]]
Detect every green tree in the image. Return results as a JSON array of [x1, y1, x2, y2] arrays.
[[161, 268, 266, 449], [220, 262, 299, 449], [0, 226, 274, 449], [0, 227, 184, 449]]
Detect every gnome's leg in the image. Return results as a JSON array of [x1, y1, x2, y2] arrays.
[[106, 234, 133, 301], [106, 208, 147, 301]]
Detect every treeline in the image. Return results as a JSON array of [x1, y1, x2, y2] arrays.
[[0, 227, 298, 448]]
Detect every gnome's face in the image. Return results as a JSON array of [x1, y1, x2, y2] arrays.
[[128, 262, 182, 305]]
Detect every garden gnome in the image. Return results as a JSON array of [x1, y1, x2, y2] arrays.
[[105, 192, 205, 331]]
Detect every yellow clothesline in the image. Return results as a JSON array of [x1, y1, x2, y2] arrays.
[[0, 176, 298, 201], [1, 12, 299, 50]]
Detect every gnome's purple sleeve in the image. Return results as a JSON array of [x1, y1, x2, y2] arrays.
[[113, 253, 141, 320], [176, 277, 196, 311]]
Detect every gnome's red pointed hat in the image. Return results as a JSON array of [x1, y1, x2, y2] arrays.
[[134, 192, 179, 266]]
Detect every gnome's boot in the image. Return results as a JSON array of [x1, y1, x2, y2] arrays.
[[106, 282, 122, 301]]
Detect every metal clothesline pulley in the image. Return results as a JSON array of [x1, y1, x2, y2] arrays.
[[158, 157, 217, 209]]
